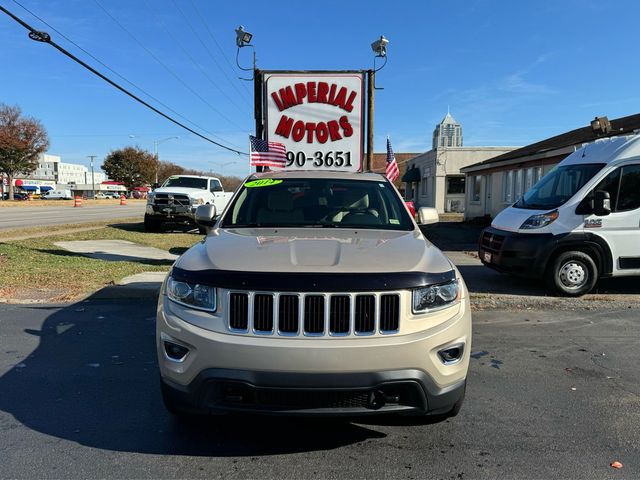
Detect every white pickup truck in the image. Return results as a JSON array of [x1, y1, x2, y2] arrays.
[[144, 175, 233, 233]]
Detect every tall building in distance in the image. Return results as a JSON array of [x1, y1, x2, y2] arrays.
[[432, 110, 463, 149]]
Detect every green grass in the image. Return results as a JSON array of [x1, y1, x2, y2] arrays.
[[0, 222, 200, 302]]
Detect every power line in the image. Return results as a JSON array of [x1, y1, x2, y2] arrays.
[[140, 0, 246, 114], [92, 0, 247, 132], [174, 0, 252, 105], [9, 0, 243, 150], [0, 4, 248, 155]]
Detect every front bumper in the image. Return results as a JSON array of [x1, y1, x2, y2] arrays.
[[146, 204, 196, 221], [478, 226, 554, 278], [156, 292, 471, 416], [161, 368, 466, 416]]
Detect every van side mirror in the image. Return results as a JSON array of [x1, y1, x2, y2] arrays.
[[417, 207, 439, 225], [594, 190, 611, 216], [195, 204, 217, 228]]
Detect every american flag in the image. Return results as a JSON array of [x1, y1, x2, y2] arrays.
[[385, 137, 399, 182], [249, 135, 287, 168]]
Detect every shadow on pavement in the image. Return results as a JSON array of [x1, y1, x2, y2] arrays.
[[0, 293, 387, 456], [420, 222, 483, 252], [34, 248, 175, 266]]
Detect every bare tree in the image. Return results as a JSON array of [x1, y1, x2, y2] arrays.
[[0, 104, 49, 200]]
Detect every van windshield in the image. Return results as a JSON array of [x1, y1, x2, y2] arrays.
[[514, 163, 605, 210], [221, 178, 414, 231]]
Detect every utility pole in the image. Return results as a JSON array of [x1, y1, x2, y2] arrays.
[[366, 70, 375, 172], [88, 155, 96, 198]]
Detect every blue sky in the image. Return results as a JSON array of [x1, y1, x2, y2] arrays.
[[1, 0, 639, 178]]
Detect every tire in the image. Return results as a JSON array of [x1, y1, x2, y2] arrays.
[[546, 250, 598, 297], [144, 214, 162, 233]]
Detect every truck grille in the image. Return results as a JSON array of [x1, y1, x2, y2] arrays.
[[152, 193, 191, 207], [480, 231, 505, 253], [227, 291, 401, 336]]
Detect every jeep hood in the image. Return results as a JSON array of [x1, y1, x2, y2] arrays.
[[176, 228, 453, 274]]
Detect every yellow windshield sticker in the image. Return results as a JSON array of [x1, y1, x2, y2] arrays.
[[245, 179, 283, 188]]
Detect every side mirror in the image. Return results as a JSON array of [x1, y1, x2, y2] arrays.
[[417, 207, 439, 225], [195, 204, 217, 228], [594, 190, 611, 216]]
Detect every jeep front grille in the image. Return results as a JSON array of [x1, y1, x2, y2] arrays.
[[227, 291, 400, 336]]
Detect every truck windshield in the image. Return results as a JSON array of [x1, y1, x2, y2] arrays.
[[514, 163, 605, 210], [222, 178, 414, 231], [162, 177, 208, 189]]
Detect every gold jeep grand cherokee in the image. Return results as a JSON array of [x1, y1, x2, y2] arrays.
[[157, 171, 471, 418]]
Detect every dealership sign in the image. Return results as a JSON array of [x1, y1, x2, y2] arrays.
[[264, 72, 364, 172]]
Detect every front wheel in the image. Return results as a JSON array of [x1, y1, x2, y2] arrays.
[[546, 251, 598, 297]]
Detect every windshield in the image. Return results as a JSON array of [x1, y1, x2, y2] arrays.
[[162, 177, 208, 189], [221, 178, 414, 231], [514, 163, 605, 210]]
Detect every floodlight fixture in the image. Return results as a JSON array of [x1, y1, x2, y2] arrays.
[[235, 25, 253, 47], [371, 35, 389, 57]]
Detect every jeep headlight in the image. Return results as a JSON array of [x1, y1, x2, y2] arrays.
[[520, 210, 559, 230], [412, 280, 459, 313], [166, 276, 216, 312]]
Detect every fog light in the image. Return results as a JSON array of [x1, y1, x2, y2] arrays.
[[438, 344, 464, 365], [163, 341, 189, 361]]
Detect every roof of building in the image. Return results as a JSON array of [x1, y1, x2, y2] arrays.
[[461, 113, 640, 173], [439, 112, 458, 125]]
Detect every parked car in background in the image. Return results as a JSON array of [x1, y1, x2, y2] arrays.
[[41, 189, 73, 200], [145, 175, 233, 233], [480, 134, 640, 296], [2, 192, 28, 200]]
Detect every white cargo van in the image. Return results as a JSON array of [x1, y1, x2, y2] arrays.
[[41, 189, 73, 200], [479, 134, 640, 296]]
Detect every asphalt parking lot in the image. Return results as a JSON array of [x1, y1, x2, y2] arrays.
[[1, 296, 638, 479]]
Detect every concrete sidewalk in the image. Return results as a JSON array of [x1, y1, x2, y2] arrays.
[[55, 240, 178, 263]]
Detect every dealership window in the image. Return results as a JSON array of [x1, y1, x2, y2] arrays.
[[421, 178, 428, 196], [470, 175, 481, 202], [447, 177, 465, 194], [503, 170, 514, 203], [514, 169, 524, 200], [525, 168, 534, 191]]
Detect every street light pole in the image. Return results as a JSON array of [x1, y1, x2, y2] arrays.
[[153, 136, 179, 184], [88, 155, 96, 198]]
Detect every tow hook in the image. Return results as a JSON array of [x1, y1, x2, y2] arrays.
[[367, 390, 399, 410]]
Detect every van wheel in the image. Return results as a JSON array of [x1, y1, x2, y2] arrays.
[[547, 251, 598, 297], [144, 214, 162, 233]]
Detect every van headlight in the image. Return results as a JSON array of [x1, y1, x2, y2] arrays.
[[520, 210, 559, 229], [166, 276, 216, 312], [412, 280, 460, 313]]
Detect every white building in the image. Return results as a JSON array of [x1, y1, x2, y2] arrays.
[[28, 153, 108, 187], [402, 113, 518, 213]]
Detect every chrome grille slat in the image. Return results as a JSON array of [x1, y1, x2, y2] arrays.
[[227, 291, 400, 337]]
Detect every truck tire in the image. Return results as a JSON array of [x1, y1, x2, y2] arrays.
[[546, 251, 598, 297], [144, 214, 162, 233]]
